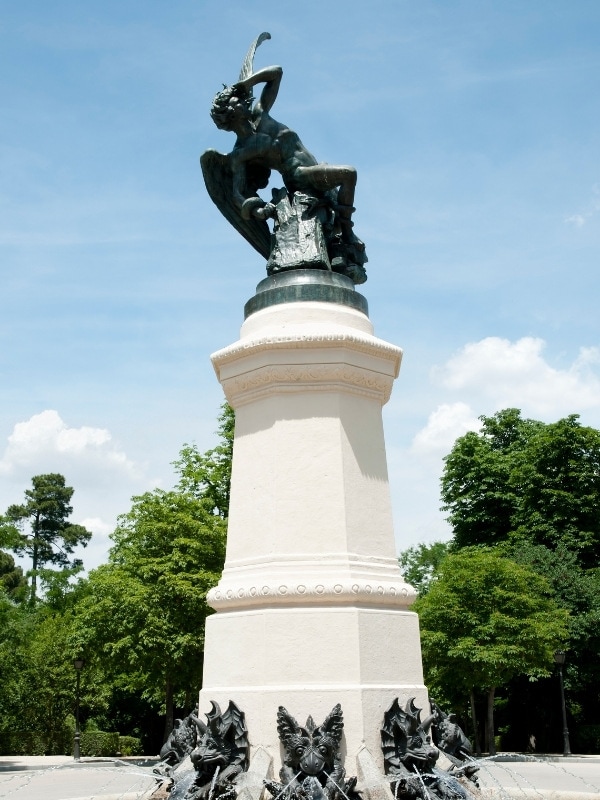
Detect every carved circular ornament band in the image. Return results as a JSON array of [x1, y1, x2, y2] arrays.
[[207, 578, 416, 610]]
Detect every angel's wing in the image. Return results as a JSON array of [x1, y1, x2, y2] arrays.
[[200, 149, 271, 259], [239, 32, 271, 82]]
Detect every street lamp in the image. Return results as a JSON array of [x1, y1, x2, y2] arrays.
[[553, 651, 571, 756], [73, 658, 85, 761]]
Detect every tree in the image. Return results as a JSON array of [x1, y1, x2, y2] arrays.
[[440, 409, 600, 752], [504, 542, 600, 655], [73, 489, 226, 739], [0, 551, 27, 603], [0, 403, 236, 754], [173, 403, 234, 518], [71, 404, 234, 744], [398, 541, 449, 596], [415, 547, 569, 755], [500, 540, 600, 750], [441, 410, 600, 567], [0, 588, 30, 752], [509, 416, 600, 566], [0, 594, 88, 755], [2, 474, 91, 603]]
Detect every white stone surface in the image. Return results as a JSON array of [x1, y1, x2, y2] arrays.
[[356, 746, 395, 800], [200, 298, 427, 775], [236, 747, 273, 800]]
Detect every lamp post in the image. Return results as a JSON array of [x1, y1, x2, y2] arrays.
[[553, 651, 571, 756], [73, 658, 85, 761]]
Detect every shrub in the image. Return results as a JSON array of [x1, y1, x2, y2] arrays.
[[573, 724, 600, 754], [118, 735, 143, 756], [80, 730, 120, 757], [0, 726, 72, 756]]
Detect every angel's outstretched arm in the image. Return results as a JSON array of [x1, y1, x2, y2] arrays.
[[234, 66, 282, 114]]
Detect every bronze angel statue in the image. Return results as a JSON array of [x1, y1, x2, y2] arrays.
[[201, 33, 368, 284]]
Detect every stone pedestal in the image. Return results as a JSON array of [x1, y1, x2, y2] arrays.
[[199, 272, 427, 777]]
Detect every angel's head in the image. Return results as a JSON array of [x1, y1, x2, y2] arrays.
[[210, 85, 252, 131]]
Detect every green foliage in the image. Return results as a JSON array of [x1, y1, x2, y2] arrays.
[[2, 474, 92, 602], [504, 543, 600, 634], [0, 550, 27, 602], [398, 541, 449, 596], [83, 688, 165, 755], [415, 547, 569, 749], [173, 403, 234, 518], [0, 517, 22, 551], [119, 734, 143, 756], [503, 541, 600, 698], [441, 409, 600, 744], [509, 416, 600, 565], [573, 724, 600, 755], [72, 489, 226, 721], [0, 591, 33, 750], [0, 598, 97, 755], [77, 729, 142, 757], [0, 538, 160, 755], [442, 410, 600, 568], [441, 409, 538, 549], [21, 611, 77, 752], [37, 565, 88, 612], [80, 730, 120, 757], [0, 404, 234, 754]]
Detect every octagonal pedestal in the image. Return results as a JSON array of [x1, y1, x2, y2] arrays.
[[199, 273, 427, 779]]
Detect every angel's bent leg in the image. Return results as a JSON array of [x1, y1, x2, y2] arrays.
[[295, 164, 357, 209]]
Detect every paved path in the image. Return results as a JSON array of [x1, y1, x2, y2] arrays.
[[476, 758, 600, 796], [0, 757, 158, 800], [0, 755, 598, 800]]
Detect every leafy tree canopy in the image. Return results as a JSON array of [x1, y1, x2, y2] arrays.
[[0, 594, 98, 754], [173, 403, 234, 518], [72, 488, 226, 735], [0, 405, 235, 754], [2, 474, 92, 603], [398, 540, 449, 596], [416, 547, 568, 695], [0, 550, 27, 603], [71, 406, 234, 741], [441, 409, 600, 568], [415, 547, 569, 754], [501, 540, 600, 697]]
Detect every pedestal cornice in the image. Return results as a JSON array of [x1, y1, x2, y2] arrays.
[[211, 325, 403, 408]]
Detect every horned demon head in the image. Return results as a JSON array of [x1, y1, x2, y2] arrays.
[[381, 698, 439, 774], [276, 704, 344, 777], [191, 700, 249, 778]]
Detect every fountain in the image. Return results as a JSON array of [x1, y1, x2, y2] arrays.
[[2, 27, 597, 800]]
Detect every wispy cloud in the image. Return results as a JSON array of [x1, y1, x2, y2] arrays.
[[565, 184, 600, 227], [411, 402, 480, 456]]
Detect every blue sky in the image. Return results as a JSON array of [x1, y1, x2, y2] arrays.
[[1, 0, 599, 570]]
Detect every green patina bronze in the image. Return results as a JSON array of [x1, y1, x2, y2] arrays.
[[244, 270, 368, 319], [201, 33, 368, 286]]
